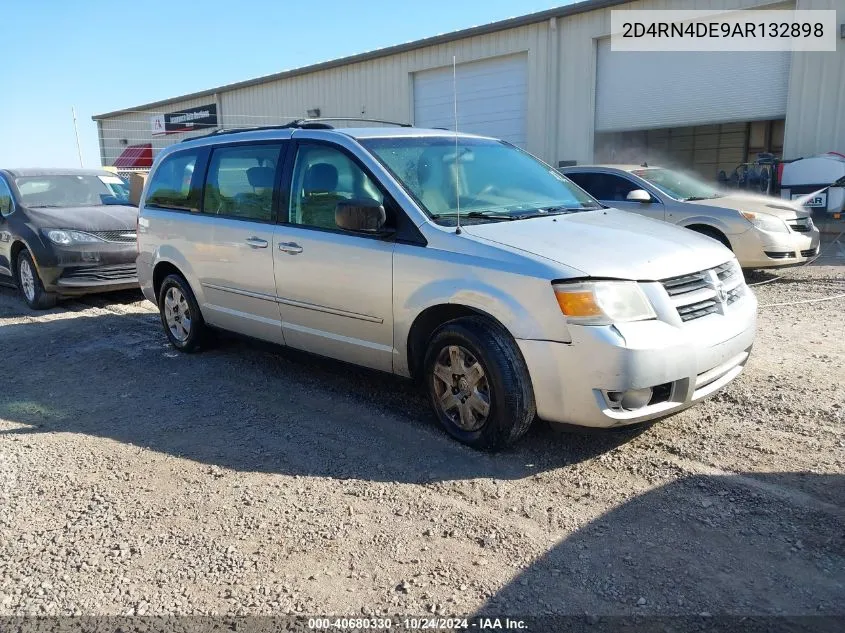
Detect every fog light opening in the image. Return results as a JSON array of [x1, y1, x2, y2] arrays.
[[620, 387, 653, 411], [606, 388, 653, 412]]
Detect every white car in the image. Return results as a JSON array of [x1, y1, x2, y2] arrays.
[[563, 165, 821, 269]]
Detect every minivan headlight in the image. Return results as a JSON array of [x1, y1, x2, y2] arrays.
[[44, 229, 104, 245], [741, 212, 788, 234], [553, 281, 656, 325]]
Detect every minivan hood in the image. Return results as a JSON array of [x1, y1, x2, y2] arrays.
[[693, 193, 806, 220], [23, 204, 138, 231], [461, 209, 732, 279]]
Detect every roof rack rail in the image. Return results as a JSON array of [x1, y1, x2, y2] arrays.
[[180, 121, 317, 142], [300, 117, 412, 127], [181, 117, 412, 142]]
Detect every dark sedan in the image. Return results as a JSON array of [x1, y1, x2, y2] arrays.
[[0, 168, 139, 309]]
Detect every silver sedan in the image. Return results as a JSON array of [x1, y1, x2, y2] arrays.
[[563, 165, 821, 269]]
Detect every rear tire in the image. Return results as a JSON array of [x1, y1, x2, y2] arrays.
[[690, 226, 732, 251], [423, 316, 536, 451], [16, 250, 57, 310], [158, 274, 208, 353]]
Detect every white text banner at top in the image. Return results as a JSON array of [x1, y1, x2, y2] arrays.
[[610, 10, 837, 52]]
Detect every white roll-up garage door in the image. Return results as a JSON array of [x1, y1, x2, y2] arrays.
[[594, 39, 790, 133], [413, 54, 528, 147]]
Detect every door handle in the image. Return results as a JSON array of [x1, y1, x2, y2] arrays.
[[278, 241, 303, 255], [245, 236, 269, 249]]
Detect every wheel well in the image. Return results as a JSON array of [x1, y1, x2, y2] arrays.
[[10, 241, 26, 278], [152, 261, 183, 301], [406, 304, 504, 380], [686, 224, 732, 250]]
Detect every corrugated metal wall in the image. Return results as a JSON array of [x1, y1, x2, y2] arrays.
[[98, 0, 843, 168], [784, 0, 845, 158], [218, 23, 550, 153]]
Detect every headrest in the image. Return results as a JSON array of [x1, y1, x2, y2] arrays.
[[304, 163, 338, 194], [246, 166, 275, 189]]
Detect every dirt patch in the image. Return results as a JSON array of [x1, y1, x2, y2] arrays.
[[0, 260, 842, 618]]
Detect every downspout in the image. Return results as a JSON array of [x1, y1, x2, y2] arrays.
[[548, 16, 560, 165]]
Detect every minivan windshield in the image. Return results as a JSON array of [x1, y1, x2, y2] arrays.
[[631, 168, 723, 201], [15, 174, 130, 208], [361, 137, 601, 224]]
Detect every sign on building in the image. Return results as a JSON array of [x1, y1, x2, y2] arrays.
[[151, 104, 218, 136]]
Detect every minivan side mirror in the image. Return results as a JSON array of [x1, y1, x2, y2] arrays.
[[335, 199, 388, 233], [626, 189, 652, 203]]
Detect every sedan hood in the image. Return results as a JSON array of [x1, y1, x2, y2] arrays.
[[693, 193, 806, 220], [23, 204, 138, 231], [462, 209, 732, 280]]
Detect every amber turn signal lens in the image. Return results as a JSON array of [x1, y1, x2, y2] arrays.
[[554, 290, 603, 317]]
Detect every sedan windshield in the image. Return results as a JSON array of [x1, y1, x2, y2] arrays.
[[16, 174, 130, 208], [361, 137, 600, 224], [631, 168, 723, 201]]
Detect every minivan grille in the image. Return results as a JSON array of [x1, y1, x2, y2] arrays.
[[660, 261, 745, 323], [89, 230, 137, 243], [677, 298, 719, 321]]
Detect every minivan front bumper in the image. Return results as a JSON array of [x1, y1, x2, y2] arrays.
[[517, 293, 757, 428]]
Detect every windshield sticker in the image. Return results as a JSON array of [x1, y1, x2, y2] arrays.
[[99, 175, 124, 185]]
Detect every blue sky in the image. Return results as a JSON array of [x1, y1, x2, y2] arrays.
[[2, 0, 568, 168]]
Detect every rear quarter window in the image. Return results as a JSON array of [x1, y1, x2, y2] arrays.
[[145, 149, 203, 211]]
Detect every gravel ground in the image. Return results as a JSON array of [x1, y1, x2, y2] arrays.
[[0, 248, 842, 620]]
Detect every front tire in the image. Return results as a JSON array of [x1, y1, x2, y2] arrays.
[[16, 250, 57, 310], [423, 316, 536, 451], [158, 274, 207, 353]]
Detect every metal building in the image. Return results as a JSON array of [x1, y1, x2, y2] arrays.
[[94, 0, 845, 180]]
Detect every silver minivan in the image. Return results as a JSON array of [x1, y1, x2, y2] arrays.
[[137, 123, 756, 450]]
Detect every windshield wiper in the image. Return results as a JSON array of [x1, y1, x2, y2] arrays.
[[684, 195, 720, 201], [28, 204, 65, 208], [433, 210, 516, 222], [513, 206, 594, 218], [464, 211, 517, 221], [435, 205, 595, 222]]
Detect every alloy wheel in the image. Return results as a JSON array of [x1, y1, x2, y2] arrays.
[[19, 258, 36, 302]]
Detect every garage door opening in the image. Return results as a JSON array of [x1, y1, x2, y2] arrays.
[[413, 54, 528, 147], [594, 119, 785, 182], [593, 31, 791, 181]]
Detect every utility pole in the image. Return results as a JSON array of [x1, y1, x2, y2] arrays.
[[71, 106, 84, 167]]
